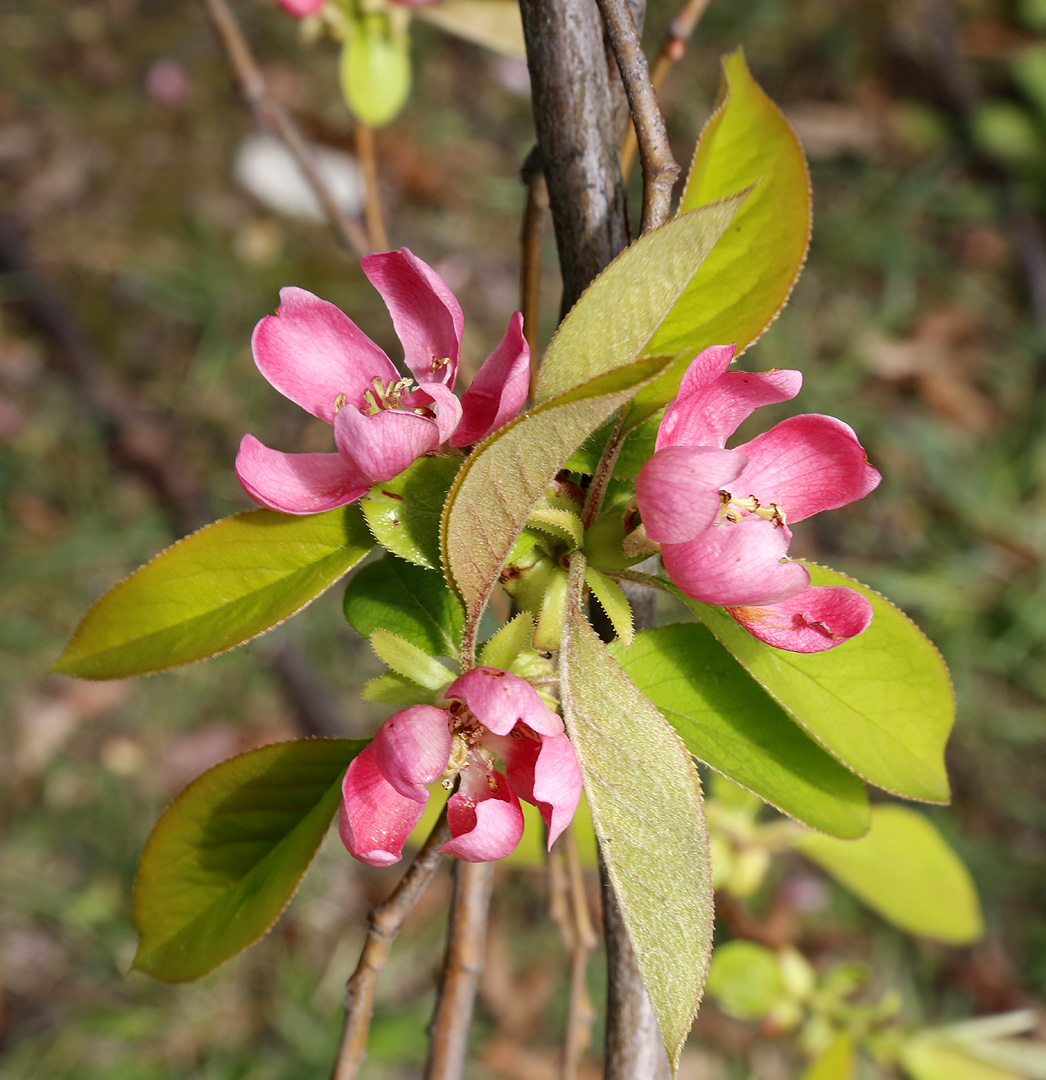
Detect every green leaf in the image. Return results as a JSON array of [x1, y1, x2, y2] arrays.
[[801, 1035, 856, 1080], [362, 670, 437, 705], [528, 507, 585, 549], [706, 940, 782, 1021], [361, 454, 462, 570], [567, 411, 662, 478], [370, 628, 455, 691], [344, 554, 463, 657], [55, 506, 374, 680], [478, 611, 536, 670], [133, 738, 364, 982], [414, 0, 526, 60], [442, 356, 672, 641], [561, 558, 712, 1071], [340, 15, 411, 128], [902, 1041, 1023, 1080], [585, 566, 634, 647], [534, 196, 747, 405], [609, 623, 869, 838], [796, 805, 983, 945], [687, 564, 954, 803], [628, 49, 812, 423]]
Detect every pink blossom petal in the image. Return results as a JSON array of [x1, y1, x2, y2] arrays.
[[661, 517, 810, 607], [332, 404, 440, 484], [451, 313, 530, 446], [235, 434, 369, 513], [730, 415, 881, 523], [340, 746, 427, 867], [487, 728, 582, 849], [729, 585, 874, 653], [444, 667, 563, 737], [401, 381, 463, 444], [362, 249, 464, 389], [657, 357, 802, 451], [277, 0, 324, 14], [371, 705, 453, 802], [636, 445, 747, 544], [441, 761, 525, 861], [252, 287, 397, 424]]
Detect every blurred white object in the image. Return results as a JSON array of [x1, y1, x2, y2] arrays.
[[233, 133, 364, 221]]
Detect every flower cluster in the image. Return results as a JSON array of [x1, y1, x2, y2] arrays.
[[236, 248, 529, 514], [340, 667, 582, 865], [636, 344, 881, 653]]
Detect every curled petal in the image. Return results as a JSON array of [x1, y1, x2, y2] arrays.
[[235, 434, 369, 514], [657, 349, 802, 451], [371, 705, 453, 802], [277, 0, 324, 14], [252, 287, 397, 424], [362, 248, 464, 389], [729, 585, 874, 653], [340, 746, 427, 867], [731, 414, 882, 523], [333, 405, 440, 485], [661, 517, 810, 607], [451, 312, 530, 447], [487, 728, 582, 849], [402, 381, 463, 444], [442, 760, 525, 861], [636, 445, 747, 544], [444, 667, 563, 737]]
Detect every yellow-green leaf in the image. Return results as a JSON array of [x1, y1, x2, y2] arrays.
[[796, 805, 983, 945], [55, 506, 373, 679], [802, 1035, 856, 1080]]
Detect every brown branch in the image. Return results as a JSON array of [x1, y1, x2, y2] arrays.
[[597, 0, 679, 233], [355, 122, 390, 252], [521, 145, 549, 395], [621, 0, 712, 178], [424, 860, 495, 1080], [200, 0, 370, 258], [561, 827, 598, 1080], [331, 812, 453, 1080]]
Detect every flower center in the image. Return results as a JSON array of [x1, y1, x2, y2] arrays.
[[361, 375, 417, 415], [441, 705, 493, 787], [718, 490, 787, 527]]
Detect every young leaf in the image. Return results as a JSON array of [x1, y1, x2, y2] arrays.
[[796, 805, 983, 945], [528, 507, 585, 549], [801, 1035, 856, 1080], [585, 566, 634, 646], [609, 623, 869, 838], [560, 559, 712, 1072], [902, 1042, 1022, 1080], [534, 195, 746, 405], [360, 454, 462, 570], [706, 940, 783, 1021], [442, 355, 672, 642], [628, 49, 812, 424], [363, 670, 438, 705], [133, 738, 365, 983], [344, 554, 463, 657], [55, 506, 374, 680], [370, 628, 455, 691], [478, 611, 536, 670], [687, 564, 954, 804]]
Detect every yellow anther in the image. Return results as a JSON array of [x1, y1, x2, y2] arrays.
[[333, 392, 346, 413]]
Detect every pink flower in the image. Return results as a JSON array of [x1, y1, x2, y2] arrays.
[[276, 0, 323, 17], [339, 667, 582, 866], [635, 345, 881, 653], [236, 248, 530, 514]]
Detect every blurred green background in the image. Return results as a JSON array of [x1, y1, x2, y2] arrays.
[[1, 0, 1044, 1076]]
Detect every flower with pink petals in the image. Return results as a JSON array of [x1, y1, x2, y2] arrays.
[[636, 344, 882, 653], [276, 0, 324, 17], [340, 667, 582, 866], [236, 248, 530, 514]]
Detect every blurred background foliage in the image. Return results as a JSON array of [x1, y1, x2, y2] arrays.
[[1, 0, 1044, 1076]]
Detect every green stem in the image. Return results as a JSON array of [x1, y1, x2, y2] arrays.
[[580, 410, 627, 529]]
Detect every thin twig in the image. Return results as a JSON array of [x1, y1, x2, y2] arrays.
[[621, 0, 712, 177], [561, 826, 598, 1080], [355, 122, 390, 252], [521, 145, 549, 396], [200, 0, 370, 257], [596, 0, 680, 233], [331, 811, 452, 1080], [424, 861, 495, 1080]]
